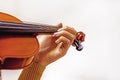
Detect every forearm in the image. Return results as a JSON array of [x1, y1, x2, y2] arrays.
[[18, 62, 45, 80]]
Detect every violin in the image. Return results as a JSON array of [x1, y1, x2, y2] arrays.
[[0, 12, 85, 69]]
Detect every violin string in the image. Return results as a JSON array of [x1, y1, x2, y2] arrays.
[[0, 21, 59, 33], [0, 20, 60, 33], [0, 26, 59, 33], [0, 21, 56, 28]]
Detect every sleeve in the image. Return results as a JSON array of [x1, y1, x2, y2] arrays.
[[18, 62, 46, 80]]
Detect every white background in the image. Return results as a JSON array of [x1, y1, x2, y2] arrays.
[[0, 0, 120, 80]]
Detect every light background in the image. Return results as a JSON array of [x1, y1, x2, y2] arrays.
[[0, 0, 120, 80]]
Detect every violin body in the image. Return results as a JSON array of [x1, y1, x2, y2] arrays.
[[0, 12, 39, 69]]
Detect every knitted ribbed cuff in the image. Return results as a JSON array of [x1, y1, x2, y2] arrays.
[[18, 62, 45, 80]]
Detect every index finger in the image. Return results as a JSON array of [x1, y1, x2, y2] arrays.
[[57, 26, 77, 36]]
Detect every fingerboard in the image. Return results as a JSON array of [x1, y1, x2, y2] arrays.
[[0, 21, 60, 34]]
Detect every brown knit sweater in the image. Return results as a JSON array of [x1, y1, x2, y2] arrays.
[[18, 62, 45, 80]]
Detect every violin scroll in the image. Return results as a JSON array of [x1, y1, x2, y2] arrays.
[[73, 31, 85, 51]]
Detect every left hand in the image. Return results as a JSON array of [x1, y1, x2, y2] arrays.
[[34, 23, 77, 66]]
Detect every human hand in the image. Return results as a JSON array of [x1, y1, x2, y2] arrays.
[[34, 23, 77, 66]]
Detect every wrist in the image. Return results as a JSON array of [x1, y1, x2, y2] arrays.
[[33, 55, 49, 67]]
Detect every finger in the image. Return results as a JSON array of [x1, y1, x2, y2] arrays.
[[55, 36, 70, 56], [53, 30, 76, 44], [57, 26, 77, 36], [55, 36, 70, 48]]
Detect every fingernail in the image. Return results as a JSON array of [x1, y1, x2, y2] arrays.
[[57, 28, 64, 31], [53, 32, 59, 37], [55, 40, 59, 44]]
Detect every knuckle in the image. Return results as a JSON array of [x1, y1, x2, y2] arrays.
[[67, 39, 71, 44], [71, 34, 76, 40]]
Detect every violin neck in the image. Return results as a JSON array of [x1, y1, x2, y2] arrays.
[[0, 21, 60, 34]]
